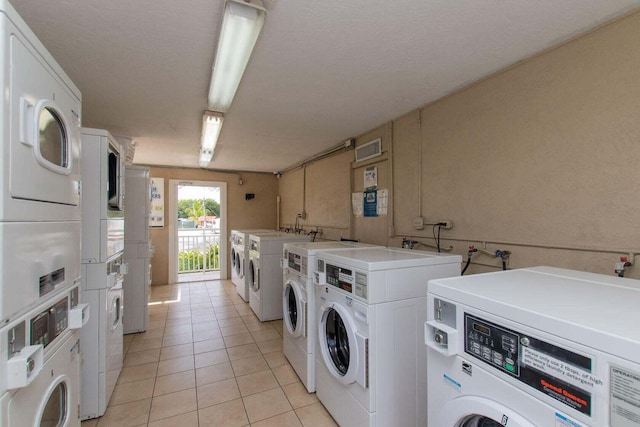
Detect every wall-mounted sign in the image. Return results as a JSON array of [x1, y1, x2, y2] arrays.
[[150, 177, 164, 227], [364, 189, 378, 217], [364, 166, 378, 190]]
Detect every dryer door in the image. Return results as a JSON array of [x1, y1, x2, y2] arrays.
[[318, 302, 367, 387], [283, 278, 305, 338], [438, 396, 536, 427]]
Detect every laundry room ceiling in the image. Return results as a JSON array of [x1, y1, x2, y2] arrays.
[[10, 0, 640, 173]]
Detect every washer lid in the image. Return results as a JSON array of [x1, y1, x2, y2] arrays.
[[428, 266, 640, 361], [318, 247, 462, 271]]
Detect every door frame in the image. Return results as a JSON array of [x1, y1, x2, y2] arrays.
[[168, 179, 228, 283]]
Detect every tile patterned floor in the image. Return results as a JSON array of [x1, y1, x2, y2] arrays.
[[81, 279, 338, 427]]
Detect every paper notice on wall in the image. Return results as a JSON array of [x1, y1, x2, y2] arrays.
[[364, 190, 377, 217], [364, 166, 378, 190], [377, 189, 388, 216], [150, 177, 164, 227], [352, 192, 363, 217]]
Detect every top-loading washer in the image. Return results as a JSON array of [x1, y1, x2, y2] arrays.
[[0, 0, 82, 223], [230, 229, 273, 301], [282, 240, 381, 393], [426, 266, 640, 427], [248, 232, 311, 321], [314, 247, 462, 427]]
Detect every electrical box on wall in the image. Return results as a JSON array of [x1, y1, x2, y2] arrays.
[[413, 217, 424, 230], [245, 193, 255, 200]]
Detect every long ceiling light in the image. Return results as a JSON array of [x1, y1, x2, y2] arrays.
[[199, 111, 224, 167], [208, 0, 266, 112]]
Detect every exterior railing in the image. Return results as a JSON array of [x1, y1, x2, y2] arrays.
[[178, 230, 220, 273]]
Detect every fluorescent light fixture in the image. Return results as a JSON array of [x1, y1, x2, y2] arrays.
[[199, 111, 224, 167], [208, 0, 266, 112]]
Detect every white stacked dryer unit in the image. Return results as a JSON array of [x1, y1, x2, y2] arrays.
[[282, 241, 380, 393], [123, 166, 151, 334], [0, 2, 85, 426], [426, 267, 640, 427], [248, 232, 311, 321], [314, 247, 462, 427], [230, 229, 273, 302], [0, 0, 82, 327], [80, 128, 127, 420]]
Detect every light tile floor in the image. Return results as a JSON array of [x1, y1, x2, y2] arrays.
[[81, 279, 338, 427]]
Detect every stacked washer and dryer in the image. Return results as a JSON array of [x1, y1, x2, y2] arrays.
[[281, 241, 381, 393], [426, 267, 640, 427], [313, 247, 462, 427], [247, 232, 311, 321], [0, 2, 87, 425], [80, 128, 127, 420], [230, 229, 273, 302]]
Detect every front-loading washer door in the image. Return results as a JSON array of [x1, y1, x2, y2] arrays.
[[231, 247, 237, 270], [318, 302, 366, 387], [283, 279, 305, 338], [249, 260, 259, 292], [438, 396, 536, 427]]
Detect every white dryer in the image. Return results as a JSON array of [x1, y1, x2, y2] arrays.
[[81, 128, 126, 264], [314, 247, 462, 427], [248, 232, 311, 321], [0, 1, 82, 223], [80, 257, 125, 420], [230, 229, 273, 301], [426, 266, 640, 427], [282, 241, 380, 393]]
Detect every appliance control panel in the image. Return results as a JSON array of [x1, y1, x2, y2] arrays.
[[30, 296, 68, 348], [464, 313, 594, 417], [325, 263, 368, 299], [287, 252, 308, 275]]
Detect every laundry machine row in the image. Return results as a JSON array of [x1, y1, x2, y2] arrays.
[[0, 0, 83, 325], [313, 247, 462, 427], [248, 232, 311, 321], [230, 229, 274, 302], [0, 283, 87, 426], [281, 240, 381, 393], [426, 267, 640, 427]]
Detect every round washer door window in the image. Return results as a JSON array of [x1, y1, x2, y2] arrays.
[[325, 308, 350, 375], [249, 260, 259, 291], [318, 302, 363, 385], [459, 416, 503, 427], [283, 280, 304, 337], [231, 247, 237, 269], [234, 252, 241, 276]]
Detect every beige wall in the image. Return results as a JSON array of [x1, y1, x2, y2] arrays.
[[278, 10, 640, 278], [149, 167, 278, 285]]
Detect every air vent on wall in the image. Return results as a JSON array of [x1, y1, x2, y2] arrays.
[[355, 138, 382, 163]]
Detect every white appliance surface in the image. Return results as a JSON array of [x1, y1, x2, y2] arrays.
[[81, 278, 123, 420], [248, 232, 311, 321], [314, 247, 462, 427], [0, 1, 82, 223], [0, 330, 81, 427], [230, 229, 274, 301], [426, 266, 640, 427], [123, 166, 150, 334], [282, 240, 380, 393], [0, 221, 81, 324], [81, 128, 125, 264]]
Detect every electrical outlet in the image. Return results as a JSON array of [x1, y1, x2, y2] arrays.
[[438, 220, 453, 229], [413, 217, 424, 230]]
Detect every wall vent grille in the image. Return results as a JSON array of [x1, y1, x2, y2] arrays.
[[355, 138, 382, 163]]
